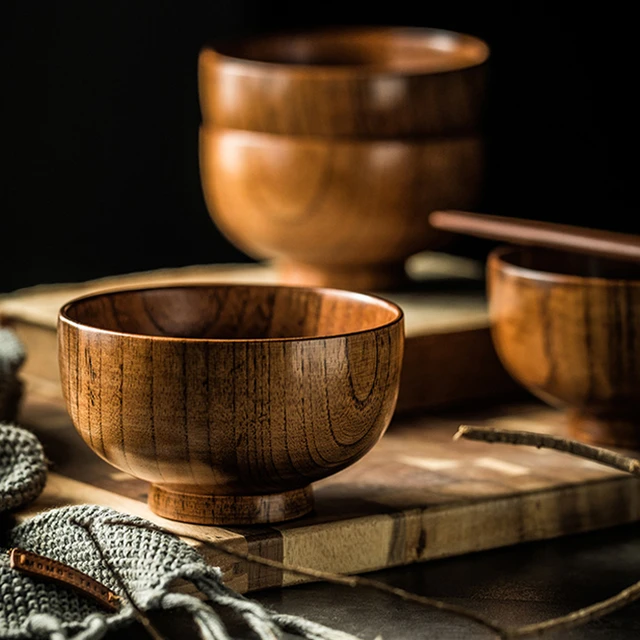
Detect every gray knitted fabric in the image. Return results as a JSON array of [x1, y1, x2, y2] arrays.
[[0, 328, 46, 512], [0, 424, 47, 513], [1, 506, 361, 640], [0, 329, 362, 640], [0, 329, 25, 423]]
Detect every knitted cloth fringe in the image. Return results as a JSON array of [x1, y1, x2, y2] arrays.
[[2, 506, 363, 640]]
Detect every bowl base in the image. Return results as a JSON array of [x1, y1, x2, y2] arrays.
[[148, 484, 314, 525], [277, 260, 408, 291], [567, 410, 640, 450]]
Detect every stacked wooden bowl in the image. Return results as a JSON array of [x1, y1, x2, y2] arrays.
[[198, 26, 490, 290]]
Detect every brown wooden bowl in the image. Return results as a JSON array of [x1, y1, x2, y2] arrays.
[[488, 245, 640, 449], [58, 284, 404, 525], [199, 127, 484, 290], [198, 26, 489, 137]]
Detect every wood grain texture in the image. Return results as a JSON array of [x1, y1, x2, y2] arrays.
[[16, 386, 640, 595], [57, 284, 404, 525], [148, 485, 314, 526], [199, 128, 484, 290], [198, 26, 489, 138], [488, 246, 640, 449], [198, 25, 489, 290], [0, 261, 518, 414]]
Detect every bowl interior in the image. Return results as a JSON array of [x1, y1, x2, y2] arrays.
[[493, 247, 640, 283], [61, 285, 401, 340], [212, 27, 488, 72]]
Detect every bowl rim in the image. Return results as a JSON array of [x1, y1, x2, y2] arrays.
[[488, 244, 640, 286], [58, 282, 405, 343], [199, 125, 483, 147], [201, 25, 490, 78]]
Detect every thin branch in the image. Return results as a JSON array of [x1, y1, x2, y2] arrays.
[[192, 536, 640, 639], [453, 424, 640, 636], [454, 425, 640, 476], [100, 520, 504, 637], [192, 535, 508, 639], [509, 578, 640, 637], [109, 520, 508, 636], [71, 519, 168, 640]]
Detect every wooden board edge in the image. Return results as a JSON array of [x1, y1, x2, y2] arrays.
[[273, 476, 640, 590]]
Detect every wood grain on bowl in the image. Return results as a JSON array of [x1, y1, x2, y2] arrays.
[[199, 128, 484, 290], [58, 284, 404, 525], [199, 26, 489, 137], [198, 26, 489, 290], [488, 246, 640, 449]]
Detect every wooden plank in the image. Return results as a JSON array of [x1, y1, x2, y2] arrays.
[[15, 384, 640, 594], [0, 258, 518, 414]]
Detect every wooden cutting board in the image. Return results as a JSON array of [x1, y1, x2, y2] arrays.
[[15, 379, 640, 595], [0, 256, 518, 414]]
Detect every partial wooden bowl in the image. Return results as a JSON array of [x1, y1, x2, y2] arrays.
[[488, 246, 640, 449], [58, 284, 404, 525], [199, 127, 484, 290], [198, 26, 490, 138]]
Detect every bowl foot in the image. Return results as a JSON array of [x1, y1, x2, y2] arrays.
[[148, 484, 314, 525], [567, 410, 640, 450], [277, 260, 408, 291]]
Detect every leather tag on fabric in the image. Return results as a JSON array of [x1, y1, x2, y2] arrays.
[[9, 548, 121, 612]]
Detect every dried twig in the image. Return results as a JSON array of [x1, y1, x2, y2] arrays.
[[194, 534, 640, 639], [509, 578, 640, 637], [71, 519, 168, 640], [452, 424, 640, 636], [188, 425, 640, 639], [190, 535, 508, 639], [454, 425, 640, 476]]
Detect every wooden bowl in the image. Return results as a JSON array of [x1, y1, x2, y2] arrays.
[[199, 127, 484, 290], [487, 246, 640, 448], [198, 26, 489, 137], [58, 284, 404, 525]]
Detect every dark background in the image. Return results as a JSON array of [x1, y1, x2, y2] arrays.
[[1, 2, 635, 293]]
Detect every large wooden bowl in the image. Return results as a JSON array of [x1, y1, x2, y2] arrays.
[[58, 284, 404, 525], [488, 246, 640, 448], [198, 26, 489, 138], [199, 127, 484, 290]]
